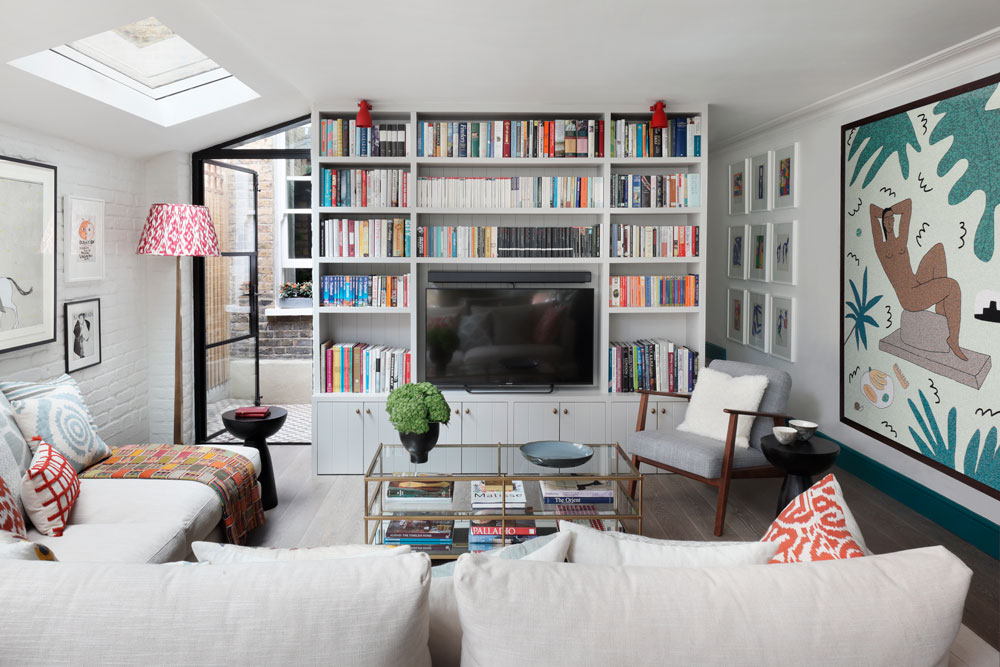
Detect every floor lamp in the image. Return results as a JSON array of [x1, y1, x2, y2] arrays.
[[137, 204, 220, 444]]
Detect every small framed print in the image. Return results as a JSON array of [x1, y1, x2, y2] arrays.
[[749, 152, 773, 212], [728, 159, 748, 215], [64, 298, 101, 373], [747, 223, 769, 282], [65, 196, 105, 283], [770, 221, 796, 285], [727, 225, 748, 280], [772, 143, 799, 209], [727, 288, 748, 345], [747, 291, 768, 352], [769, 295, 794, 361]]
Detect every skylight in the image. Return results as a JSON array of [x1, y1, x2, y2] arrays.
[[8, 17, 258, 126]]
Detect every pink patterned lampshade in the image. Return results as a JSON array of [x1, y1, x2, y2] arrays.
[[136, 204, 220, 256]]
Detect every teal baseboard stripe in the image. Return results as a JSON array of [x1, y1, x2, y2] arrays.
[[818, 431, 999, 559]]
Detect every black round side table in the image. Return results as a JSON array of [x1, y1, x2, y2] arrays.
[[221, 407, 286, 511], [760, 434, 840, 517]]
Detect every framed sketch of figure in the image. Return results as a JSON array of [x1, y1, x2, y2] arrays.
[[728, 225, 748, 280], [771, 221, 797, 285], [728, 159, 748, 215], [749, 152, 773, 212], [747, 223, 769, 282], [769, 295, 795, 361], [773, 143, 799, 209], [747, 291, 768, 352], [727, 288, 748, 345], [64, 299, 101, 373]]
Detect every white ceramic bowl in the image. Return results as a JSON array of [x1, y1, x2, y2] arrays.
[[772, 426, 798, 445], [789, 419, 818, 441]]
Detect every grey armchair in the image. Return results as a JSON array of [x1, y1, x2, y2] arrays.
[[627, 360, 792, 536]]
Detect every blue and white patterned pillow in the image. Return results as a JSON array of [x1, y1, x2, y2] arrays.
[[0, 392, 31, 475], [0, 375, 110, 474]]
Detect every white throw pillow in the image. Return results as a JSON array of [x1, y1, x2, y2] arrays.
[[453, 547, 971, 667], [677, 367, 768, 447], [559, 521, 778, 566], [191, 541, 410, 563]]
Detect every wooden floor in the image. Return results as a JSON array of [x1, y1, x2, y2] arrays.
[[252, 444, 999, 651]]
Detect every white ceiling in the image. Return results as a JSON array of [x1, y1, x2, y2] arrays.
[[1, 0, 997, 159]]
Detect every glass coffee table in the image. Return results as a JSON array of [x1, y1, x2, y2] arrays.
[[364, 442, 642, 560]]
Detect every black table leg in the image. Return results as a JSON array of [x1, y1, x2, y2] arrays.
[[776, 474, 812, 517], [246, 437, 277, 511]]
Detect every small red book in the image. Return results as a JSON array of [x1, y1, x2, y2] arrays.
[[235, 406, 270, 418]]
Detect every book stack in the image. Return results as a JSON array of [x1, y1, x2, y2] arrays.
[[609, 275, 699, 307], [319, 342, 411, 393], [382, 473, 454, 506], [540, 479, 615, 506], [609, 173, 701, 208], [320, 168, 409, 207], [554, 504, 618, 532], [611, 117, 702, 158], [417, 119, 605, 158], [418, 225, 600, 259], [319, 218, 411, 258], [320, 119, 409, 157], [319, 274, 409, 308], [470, 479, 527, 510], [468, 514, 537, 551], [383, 519, 453, 552], [610, 224, 699, 258], [608, 339, 698, 393], [417, 176, 603, 209]]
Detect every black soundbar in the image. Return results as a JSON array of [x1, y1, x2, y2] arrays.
[[427, 270, 592, 284]]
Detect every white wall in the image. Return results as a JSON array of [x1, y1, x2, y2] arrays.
[[708, 35, 1000, 523]]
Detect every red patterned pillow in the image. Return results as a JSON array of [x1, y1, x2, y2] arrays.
[[21, 440, 80, 537], [761, 474, 866, 563], [0, 475, 27, 539]]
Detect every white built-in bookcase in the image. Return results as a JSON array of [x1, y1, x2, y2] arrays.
[[310, 106, 707, 474]]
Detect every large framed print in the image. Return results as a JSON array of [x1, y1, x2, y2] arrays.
[[747, 291, 768, 352], [64, 298, 101, 373], [0, 156, 56, 354], [65, 196, 105, 283], [727, 225, 748, 279], [749, 152, 773, 212], [841, 72, 1000, 500], [728, 159, 748, 215], [747, 223, 769, 282], [769, 295, 794, 362], [727, 288, 748, 345], [773, 143, 799, 209], [771, 221, 797, 285]]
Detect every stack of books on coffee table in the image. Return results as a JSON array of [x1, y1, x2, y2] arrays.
[[382, 472, 454, 507], [470, 479, 526, 509], [383, 519, 454, 552], [539, 478, 614, 505], [468, 513, 537, 552]]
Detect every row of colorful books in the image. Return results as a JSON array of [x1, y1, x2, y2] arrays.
[[610, 224, 700, 258], [610, 117, 702, 158], [609, 339, 699, 394], [417, 176, 604, 209], [319, 119, 409, 157], [318, 274, 409, 308], [384, 519, 453, 549], [319, 342, 412, 394], [417, 119, 606, 159], [609, 275, 699, 308], [318, 218, 412, 259], [609, 173, 701, 208], [320, 168, 409, 208], [417, 225, 600, 259]]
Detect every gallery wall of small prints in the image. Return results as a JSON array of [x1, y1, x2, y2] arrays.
[[725, 143, 797, 362]]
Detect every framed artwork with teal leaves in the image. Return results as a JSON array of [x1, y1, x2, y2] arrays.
[[840, 72, 1000, 499]]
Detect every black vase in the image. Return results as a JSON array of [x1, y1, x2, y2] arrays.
[[399, 422, 440, 464]]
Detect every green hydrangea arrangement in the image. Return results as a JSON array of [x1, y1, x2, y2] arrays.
[[386, 382, 451, 434]]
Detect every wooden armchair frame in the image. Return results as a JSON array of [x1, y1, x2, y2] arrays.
[[628, 389, 791, 536]]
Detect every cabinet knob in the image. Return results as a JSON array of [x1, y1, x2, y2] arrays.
[[552, 408, 558, 414], [465, 408, 470, 415], [355, 409, 361, 415], [651, 408, 656, 414], [563, 408, 568, 415], [454, 409, 460, 415], [365, 408, 371, 415], [661, 408, 666, 414]]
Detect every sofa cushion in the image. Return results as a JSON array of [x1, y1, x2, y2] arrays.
[[0, 392, 31, 475], [26, 522, 188, 564], [191, 541, 409, 563], [677, 366, 768, 448], [22, 443, 80, 537], [0, 554, 433, 666], [628, 427, 770, 478], [453, 546, 971, 667], [0, 375, 111, 473]]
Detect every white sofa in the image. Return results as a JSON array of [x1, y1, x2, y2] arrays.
[[0, 545, 976, 667], [26, 444, 262, 563]]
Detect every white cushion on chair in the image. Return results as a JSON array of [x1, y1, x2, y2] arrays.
[[677, 367, 768, 447]]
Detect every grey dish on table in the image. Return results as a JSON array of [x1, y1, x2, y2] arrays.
[[519, 441, 594, 468]]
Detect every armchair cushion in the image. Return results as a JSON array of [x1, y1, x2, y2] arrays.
[[630, 428, 770, 479], [677, 367, 768, 447], [709, 361, 792, 449]]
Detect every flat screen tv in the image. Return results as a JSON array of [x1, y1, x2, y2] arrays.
[[424, 287, 594, 387]]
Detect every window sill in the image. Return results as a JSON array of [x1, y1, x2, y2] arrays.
[[264, 307, 312, 317]]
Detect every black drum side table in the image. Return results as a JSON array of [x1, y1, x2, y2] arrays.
[[221, 407, 287, 511], [760, 434, 840, 517]]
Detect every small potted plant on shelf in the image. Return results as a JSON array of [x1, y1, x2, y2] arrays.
[[386, 382, 451, 464], [278, 281, 312, 308]]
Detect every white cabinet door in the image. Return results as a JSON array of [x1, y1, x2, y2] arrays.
[[424, 406, 463, 473], [316, 402, 364, 474], [461, 403, 509, 475], [363, 402, 398, 474], [609, 402, 641, 455], [653, 401, 673, 432], [559, 402, 607, 444], [512, 402, 560, 443]]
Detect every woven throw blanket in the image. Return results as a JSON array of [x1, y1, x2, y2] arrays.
[[80, 444, 264, 545]]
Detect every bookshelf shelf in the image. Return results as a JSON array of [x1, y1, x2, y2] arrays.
[[311, 105, 707, 475]]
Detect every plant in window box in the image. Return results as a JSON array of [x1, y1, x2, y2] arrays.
[[278, 281, 312, 308], [386, 382, 451, 464]]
